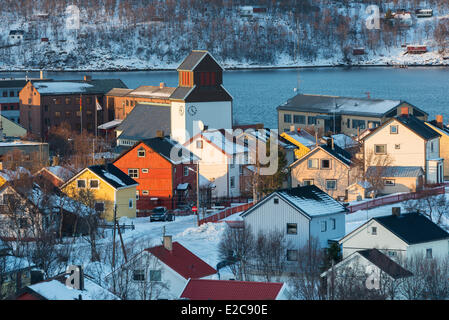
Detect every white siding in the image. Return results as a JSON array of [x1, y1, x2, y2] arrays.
[[407, 239, 449, 260], [243, 195, 310, 250]]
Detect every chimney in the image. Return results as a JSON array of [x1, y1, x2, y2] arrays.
[[400, 106, 409, 117], [159, 82, 165, 89], [297, 127, 301, 133], [84, 75, 92, 82], [436, 115, 443, 128], [156, 130, 164, 138], [392, 207, 401, 217], [290, 125, 295, 132], [163, 235, 173, 251]]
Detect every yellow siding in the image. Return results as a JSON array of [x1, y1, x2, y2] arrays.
[[61, 169, 136, 222]]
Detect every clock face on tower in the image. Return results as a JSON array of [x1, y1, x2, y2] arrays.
[[178, 105, 184, 115], [188, 105, 198, 116]]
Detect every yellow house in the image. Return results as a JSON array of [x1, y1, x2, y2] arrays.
[[426, 117, 449, 179], [281, 128, 317, 159], [61, 163, 138, 222]]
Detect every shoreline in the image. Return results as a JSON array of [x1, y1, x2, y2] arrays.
[[1, 63, 448, 73]]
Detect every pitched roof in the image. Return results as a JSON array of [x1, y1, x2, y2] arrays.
[[128, 85, 176, 99], [146, 242, 216, 279], [177, 50, 223, 71], [366, 166, 424, 178], [180, 279, 285, 300], [320, 144, 353, 166], [426, 121, 449, 136], [282, 130, 317, 148], [23, 274, 119, 300], [116, 104, 171, 141], [373, 212, 449, 245], [395, 115, 440, 140], [141, 137, 199, 165], [277, 94, 409, 117], [358, 249, 413, 279], [88, 163, 138, 189], [170, 86, 232, 102], [242, 185, 346, 219]]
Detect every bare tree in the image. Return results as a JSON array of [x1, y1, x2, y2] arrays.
[[218, 224, 255, 281], [403, 193, 449, 225]]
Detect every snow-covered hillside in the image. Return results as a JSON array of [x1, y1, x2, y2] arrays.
[[0, 0, 448, 70]]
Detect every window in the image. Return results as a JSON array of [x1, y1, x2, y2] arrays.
[[44, 105, 48, 112], [2, 91, 7, 97], [89, 179, 99, 189], [230, 176, 235, 188], [137, 149, 146, 157], [293, 115, 305, 124], [303, 179, 314, 186], [9, 91, 14, 97], [326, 180, 337, 190], [287, 250, 298, 261], [307, 159, 319, 169], [133, 270, 145, 281], [142, 190, 149, 196], [395, 144, 401, 150], [55, 112, 61, 118], [369, 121, 380, 128], [430, 142, 434, 152], [287, 223, 297, 235], [321, 159, 331, 169], [142, 169, 149, 174], [184, 167, 189, 177], [331, 218, 336, 230], [426, 248, 433, 259], [390, 125, 398, 134], [136, 190, 139, 200], [274, 198, 279, 204], [55, 98, 62, 105], [388, 251, 396, 257], [77, 179, 86, 189], [196, 140, 203, 149], [321, 221, 327, 232], [372, 227, 377, 235], [129, 199, 133, 208], [352, 119, 366, 129], [86, 97, 92, 105], [375, 145, 386, 154], [95, 202, 104, 212], [150, 270, 162, 282], [128, 169, 139, 179], [65, 97, 71, 105], [308, 116, 317, 125], [283, 114, 292, 123], [384, 179, 395, 186], [65, 111, 71, 117]]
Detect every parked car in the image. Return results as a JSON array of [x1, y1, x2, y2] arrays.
[[150, 207, 175, 222]]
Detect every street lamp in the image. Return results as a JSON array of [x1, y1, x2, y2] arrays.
[[187, 164, 200, 226]]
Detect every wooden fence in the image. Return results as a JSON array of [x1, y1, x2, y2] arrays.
[[198, 202, 254, 225], [347, 186, 445, 213]]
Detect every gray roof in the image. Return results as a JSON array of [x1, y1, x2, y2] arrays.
[[116, 104, 171, 141], [177, 50, 209, 71], [277, 94, 423, 118], [170, 87, 194, 100], [128, 85, 176, 99], [105, 88, 133, 97], [366, 166, 424, 178], [358, 249, 413, 279], [241, 185, 346, 219]]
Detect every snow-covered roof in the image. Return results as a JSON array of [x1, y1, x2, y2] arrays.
[[33, 82, 94, 94], [98, 119, 123, 130], [198, 130, 247, 155], [27, 276, 119, 300], [323, 134, 359, 149], [283, 130, 316, 147], [241, 185, 346, 219]]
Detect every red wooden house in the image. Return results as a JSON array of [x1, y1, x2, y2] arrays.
[[113, 136, 199, 215]]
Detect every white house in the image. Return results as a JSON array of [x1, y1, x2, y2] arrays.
[[363, 110, 443, 186], [339, 209, 449, 260], [183, 129, 247, 198], [8, 30, 24, 44], [240, 185, 347, 258], [320, 248, 413, 299], [105, 236, 217, 300]]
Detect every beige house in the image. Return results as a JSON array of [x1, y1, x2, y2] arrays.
[[363, 111, 443, 187], [345, 181, 373, 202], [290, 141, 355, 200], [365, 166, 424, 195], [277, 94, 427, 136]]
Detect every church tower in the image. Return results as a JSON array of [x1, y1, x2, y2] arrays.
[[170, 50, 233, 144]]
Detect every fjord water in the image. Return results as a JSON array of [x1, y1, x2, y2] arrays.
[[2, 67, 449, 128]]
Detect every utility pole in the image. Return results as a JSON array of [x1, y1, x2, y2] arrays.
[[196, 163, 200, 225]]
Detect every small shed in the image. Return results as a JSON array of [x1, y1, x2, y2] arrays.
[[407, 45, 427, 54], [346, 181, 373, 202]]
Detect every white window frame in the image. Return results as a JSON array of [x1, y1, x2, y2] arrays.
[[129, 199, 134, 208], [142, 169, 149, 174], [307, 159, 319, 169], [321, 221, 327, 232], [137, 149, 146, 158], [77, 179, 86, 189]]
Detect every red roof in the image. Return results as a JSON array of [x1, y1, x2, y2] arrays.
[[146, 242, 216, 279], [180, 279, 284, 300]]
